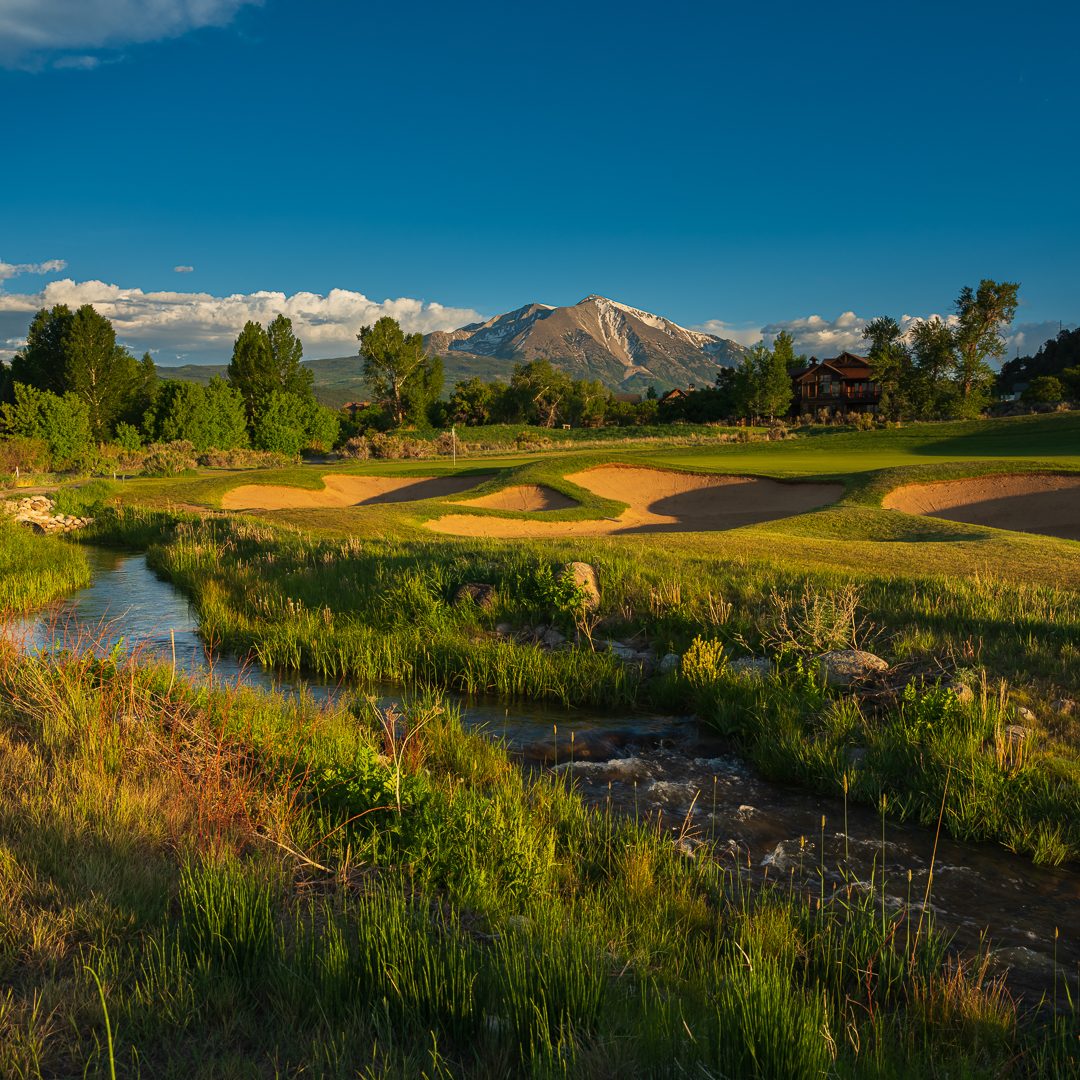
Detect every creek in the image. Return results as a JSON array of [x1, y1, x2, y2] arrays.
[[6, 545, 1078, 999]]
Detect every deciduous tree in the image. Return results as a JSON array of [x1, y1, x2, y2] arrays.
[[358, 317, 441, 428]]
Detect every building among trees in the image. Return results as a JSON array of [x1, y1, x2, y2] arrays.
[[790, 352, 882, 418]]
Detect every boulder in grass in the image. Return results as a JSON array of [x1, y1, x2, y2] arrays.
[[658, 652, 681, 675], [560, 562, 600, 611], [728, 656, 773, 681], [1051, 698, 1077, 716], [453, 583, 496, 610], [1003, 724, 1033, 745], [949, 683, 975, 705], [1013, 705, 1036, 724], [814, 649, 888, 687]]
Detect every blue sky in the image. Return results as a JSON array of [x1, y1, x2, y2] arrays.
[[1, 0, 1078, 364]]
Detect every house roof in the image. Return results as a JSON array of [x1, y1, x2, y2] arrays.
[[794, 353, 874, 383]]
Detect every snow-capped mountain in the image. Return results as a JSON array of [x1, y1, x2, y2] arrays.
[[423, 295, 745, 393]]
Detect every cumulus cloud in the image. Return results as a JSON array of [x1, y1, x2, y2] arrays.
[[1004, 320, 1078, 358], [756, 311, 966, 358], [0, 0, 262, 70], [688, 319, 763, 347], [0, 256, 67, 281], [0, 278, 485, 363], [174, 265, 194, 273]]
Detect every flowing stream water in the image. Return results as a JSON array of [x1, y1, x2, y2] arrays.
[[6, 546, 1079, 999]]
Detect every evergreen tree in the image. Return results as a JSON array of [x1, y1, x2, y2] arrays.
[[266, 313, 314, 397], [227, 321, 275, 419], [11, 304, 73, 395], [12, 304, 138, 438]]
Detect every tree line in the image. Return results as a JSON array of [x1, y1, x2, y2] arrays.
[[0, 305, 341, 466]]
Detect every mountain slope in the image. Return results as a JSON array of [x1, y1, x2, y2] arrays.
[[423, 295, 745, 393], [153, 296, 746, 400]]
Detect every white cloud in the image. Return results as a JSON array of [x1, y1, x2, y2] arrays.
[[688, 319, 763, 347], [0, 0, 262, 70], [757, 311, 964, 358], [0, 256, 67, 281], [174, 265, 194, 273], [0, 278, 485, 363], [1004, 320, 1078, 358]]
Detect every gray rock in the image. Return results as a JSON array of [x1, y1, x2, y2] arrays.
[[728, 656, 772, 680], [1051, 698, 1077, 715], [1013, 705, 1036, 724], [845, 747, 868, 768], [658, 652, 681, 675], [949, 683, 975, 705], [560, 561, 600, 611], [542, 627, 566, 647], [600, 639, 636, 660], [494, 622, 513, 635], [1003, 724, 1033, 745], [814, 649, 889, 686], [453, 583, 495, 610], [626, 655, 655, 679]]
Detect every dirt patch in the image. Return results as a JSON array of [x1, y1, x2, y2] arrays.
[[459, 485, 579, 512], [883, 473, 1080, 540], [221, 474, 493, 511], [425, 467, 842, 537]]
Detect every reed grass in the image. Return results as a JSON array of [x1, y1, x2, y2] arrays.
[[0, 512, 91, 613], [78, 504, 1080, 866], [1, 641, 1073, 1078]]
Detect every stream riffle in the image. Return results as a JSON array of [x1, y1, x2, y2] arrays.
[[5, 546, 1078, 1000]]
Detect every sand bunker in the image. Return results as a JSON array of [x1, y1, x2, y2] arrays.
[[222, 474, 493, 511], [883, 473, 1080, 540], [459, 485, 579, 512], [425, 467, 842, 537]]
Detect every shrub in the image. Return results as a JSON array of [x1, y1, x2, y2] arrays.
[[434, 431, 467, 457], [112, 421, 144, 452], [339, 435, 371, 460], [366, 432, 430, 460], [197, 447, 296, 469], [142, 440, 197, 476], [0, 436, 51, 474], [0, 383, 92, 466], [53, 479, 120, 517], [1022, 376, 1067, 403], [682, 635, 728, 685]]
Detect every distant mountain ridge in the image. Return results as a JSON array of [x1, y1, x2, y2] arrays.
[[422, 295, 745, 394], [155, 295, 745, 401]]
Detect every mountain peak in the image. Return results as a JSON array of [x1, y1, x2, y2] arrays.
[[423, 295, 746, 395]]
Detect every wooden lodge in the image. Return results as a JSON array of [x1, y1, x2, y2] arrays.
[[789, 352, 881, 417]]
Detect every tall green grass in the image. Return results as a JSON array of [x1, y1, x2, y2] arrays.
[[2, 644, 1076, 1077], [79, 506, 1080, 865], [0, 512, 91, 613]]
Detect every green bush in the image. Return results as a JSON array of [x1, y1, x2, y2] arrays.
[[52, 479, 119, 518]]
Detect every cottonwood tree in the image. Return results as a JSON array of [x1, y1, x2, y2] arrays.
[[863, 316, 913, 418], [358, 317, 442, 427], [952, 279, 1019, 415]]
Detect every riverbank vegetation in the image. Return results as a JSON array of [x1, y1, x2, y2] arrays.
[[78, 497, 1080, 868], [0, 641, 1075, 1078], [0, 511, 90, 612]]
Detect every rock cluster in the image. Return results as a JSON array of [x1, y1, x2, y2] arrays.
[[2, 495, 94, 534]]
